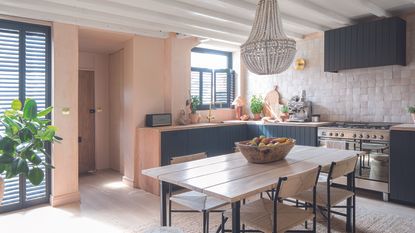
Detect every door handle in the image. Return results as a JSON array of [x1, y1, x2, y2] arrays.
[[89, 109, 96, 114], [78, 137, 82, 143]]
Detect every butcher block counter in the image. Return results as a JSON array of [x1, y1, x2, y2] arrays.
[[136, 121, 331, 195]]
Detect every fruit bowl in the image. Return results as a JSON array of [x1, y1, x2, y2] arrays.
[[236, 137, 296, 164]]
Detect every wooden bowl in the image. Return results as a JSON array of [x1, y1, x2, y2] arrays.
[[236, 139, 296, 164]]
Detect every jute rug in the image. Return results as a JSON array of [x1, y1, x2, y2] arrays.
[[130, 205, 415, 233]]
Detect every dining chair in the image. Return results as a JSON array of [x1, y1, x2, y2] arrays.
[[222, 166, 321, 233], [168, 152, 228, 233], [292, 156, 358, 233]]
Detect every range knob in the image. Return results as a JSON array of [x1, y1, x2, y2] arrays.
[[380, 135, 384, 140], [329, 132, 333, 136], [340, 133, 345, 137], [359, 134, 364, 139], [321, 131, 326, 136], [366, 135, 370, 139], [372, 135, 377, 139], [335, 133, 339, 137], [353, 134, 357, 138]]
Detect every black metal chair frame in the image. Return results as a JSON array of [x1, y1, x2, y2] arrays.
[[296, 161, 356, 233], [168, 184, 226, 233], [221, 167, 321, 233]]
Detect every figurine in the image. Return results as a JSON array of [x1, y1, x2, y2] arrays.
[[231, 96, 246, 120]]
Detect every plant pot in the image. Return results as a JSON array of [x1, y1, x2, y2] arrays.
[[253, 113, 262, 121], [0, 176, 4, 206], [281, 113, 289, 122], [412, 113, 415, 124], [190, 113, 201, 124]]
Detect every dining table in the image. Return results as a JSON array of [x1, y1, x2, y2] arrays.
[[142, 145, 359, 233]]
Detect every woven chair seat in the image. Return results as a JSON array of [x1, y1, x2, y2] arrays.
[[225, 198, 313, 233], [292, 183, 354, 207], [170, 191, 228, 212]]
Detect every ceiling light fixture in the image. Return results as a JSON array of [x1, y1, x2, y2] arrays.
[[241, 0, 297, 75]]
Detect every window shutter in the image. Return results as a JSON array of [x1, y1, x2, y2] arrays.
[[0, 28, 21, 206], [0, 20, 51, 213], [214, 69, 229, 107], [24, 30, 48, 202], [190, 70, 200, 98], [201, 70, 213, 105]]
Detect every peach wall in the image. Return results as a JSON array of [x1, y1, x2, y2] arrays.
[[78, 52, 110, 170], [109, 49, 124, 173], [51, 22, 80, 206]]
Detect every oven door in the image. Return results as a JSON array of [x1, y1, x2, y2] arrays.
[[318, 137, 359, 150]]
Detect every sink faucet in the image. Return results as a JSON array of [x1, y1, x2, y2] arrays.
[[207, 102, 216, 123]]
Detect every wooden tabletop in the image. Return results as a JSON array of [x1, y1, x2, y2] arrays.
[[142, 145, 358, 202]]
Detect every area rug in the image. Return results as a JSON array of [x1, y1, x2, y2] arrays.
[[129, 205, 415, 233]]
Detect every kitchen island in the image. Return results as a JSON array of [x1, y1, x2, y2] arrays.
[[136, 120, 330, 195]]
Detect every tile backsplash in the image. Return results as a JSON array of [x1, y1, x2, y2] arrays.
[[245, 15, 415, 123]]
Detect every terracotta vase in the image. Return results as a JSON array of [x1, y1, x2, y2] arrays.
[[253, 113, 261, 121], [190, 113, 201, 124], [281, 113, 289, 122], [412, 113, 415, 124], [0, 176, 4, 206]]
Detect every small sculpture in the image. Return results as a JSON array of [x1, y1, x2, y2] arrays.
[[232, 96, 246, 120]]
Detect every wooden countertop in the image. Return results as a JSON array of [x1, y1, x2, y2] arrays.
[[391, 124, 415, 132], [137, 120, 332, 132]]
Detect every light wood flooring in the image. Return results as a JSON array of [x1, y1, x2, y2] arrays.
[[0, 170, 414, 233]]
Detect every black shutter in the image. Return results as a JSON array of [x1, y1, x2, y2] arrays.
[[0, 19, 51, 213]]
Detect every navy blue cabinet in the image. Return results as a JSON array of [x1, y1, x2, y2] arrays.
[[160, 125, 247, 165], [390, 130, 415, 204], [246, 124, 318, 147]]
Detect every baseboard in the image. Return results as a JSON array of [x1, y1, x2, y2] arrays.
[[50, 191, 81, 207], [122, 176, 134, 188]]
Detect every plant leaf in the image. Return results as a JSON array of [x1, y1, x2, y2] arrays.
[[28, 167, 44, 186], [37, 106, 53, 117], [28, 152, 42, 165], [41, 162, 55, 169], [0, 136, 18, 153], [19, 128, 33, 142], [13, 157, 29, 175], [0, 154, 14, 164], [11, 99, 22, 111], [23, 99, 38, 120]]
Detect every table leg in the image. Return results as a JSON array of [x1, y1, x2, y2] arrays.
[[232, 201, 241, 233], [160, 181, 169, 226], [346, 173, 352, 232]]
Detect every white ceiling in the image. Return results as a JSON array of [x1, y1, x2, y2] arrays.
[[0, 0, 414, 51]]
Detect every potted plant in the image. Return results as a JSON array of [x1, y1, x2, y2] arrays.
[[250, 95, 264, 121], [0, 99, 61, 206], [409, 106, 415, 123], [281, 105, 290, 122], [189, 96, 201, 124]]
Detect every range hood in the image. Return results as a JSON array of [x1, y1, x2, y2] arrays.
[[324, 17, 406, 73]]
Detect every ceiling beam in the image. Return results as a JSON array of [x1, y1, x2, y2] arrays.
[[0, 5, 168, 38], [0, 0, 247, 44], [356, 0, 392, 17], [289, 0, 354, 26], [217, 0, 329, 31]]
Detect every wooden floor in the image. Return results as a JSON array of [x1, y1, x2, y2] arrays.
[[0, 170, 414, 233]]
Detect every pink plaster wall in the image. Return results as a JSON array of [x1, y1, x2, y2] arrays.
[[51, 22, 80, 206]]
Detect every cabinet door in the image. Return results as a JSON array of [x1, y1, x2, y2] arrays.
[[390, 131, 415, 204], [161, 131, 189, 166], [188, 127, 219, 156], [247, 124, 260, 139]]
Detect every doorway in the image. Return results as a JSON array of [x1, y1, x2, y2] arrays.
[[78, 70, 96, 174]]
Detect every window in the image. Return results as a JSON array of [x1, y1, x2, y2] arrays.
[[191, 48, 235, 109], [0, 19, 51, 213]]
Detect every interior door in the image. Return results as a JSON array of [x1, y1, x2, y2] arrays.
[[78, 70, 96, 174]]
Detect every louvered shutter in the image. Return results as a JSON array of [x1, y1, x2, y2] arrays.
[[25, 31, 49, 202], [0, 20, 51, 213], [214, 69, 229, 108], [0, 28, 21, 206]]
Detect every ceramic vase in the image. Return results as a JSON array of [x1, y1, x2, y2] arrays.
[[253, 113, 261, 121], [190, 113, 201, 124]]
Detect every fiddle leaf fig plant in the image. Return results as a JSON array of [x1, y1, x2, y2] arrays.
[[0, 99, 62, 186]]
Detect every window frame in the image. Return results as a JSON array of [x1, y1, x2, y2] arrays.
[[0, 19, 51, 213], [190, 47, 234, 110]]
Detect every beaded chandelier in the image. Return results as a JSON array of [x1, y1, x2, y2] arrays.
[[241, 0, 297, 75]]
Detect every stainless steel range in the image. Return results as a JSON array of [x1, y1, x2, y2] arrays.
[[318, 122, 399, 201]]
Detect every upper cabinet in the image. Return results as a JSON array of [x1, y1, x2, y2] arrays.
[[324, 17, 406, 72]]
